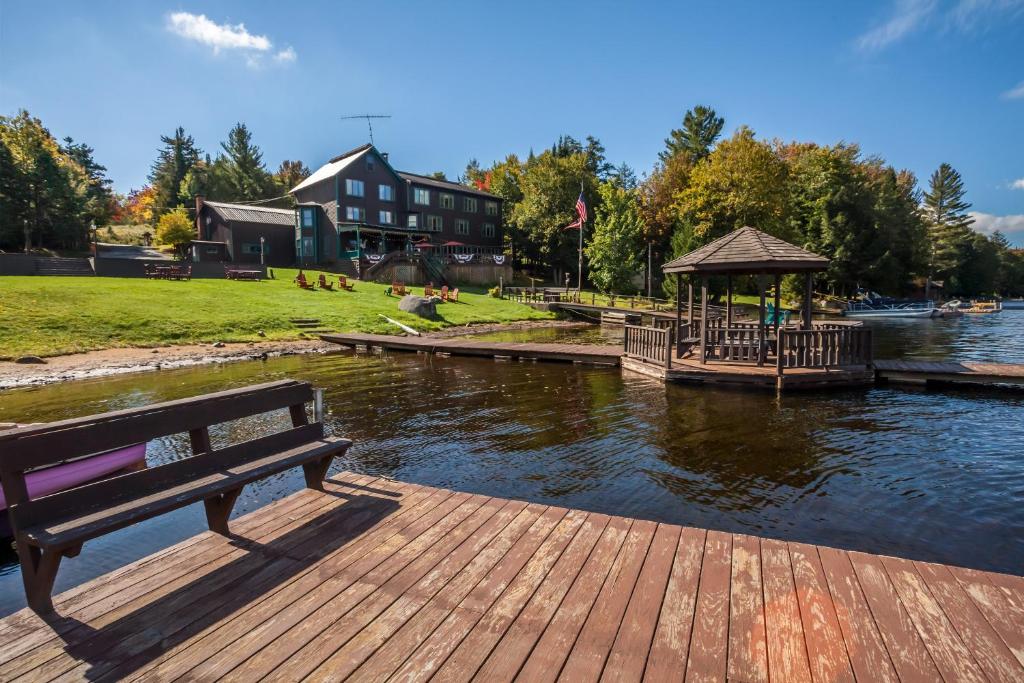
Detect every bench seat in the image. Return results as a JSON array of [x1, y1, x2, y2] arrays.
[[21, 436, 351, 550]]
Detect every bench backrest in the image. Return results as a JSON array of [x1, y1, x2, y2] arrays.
[[0, 379, 320, 532]]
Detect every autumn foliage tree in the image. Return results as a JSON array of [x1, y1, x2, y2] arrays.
[[154, 205, 195, 256]]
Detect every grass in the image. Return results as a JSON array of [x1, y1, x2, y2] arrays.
[[0, 269, 555, 359]]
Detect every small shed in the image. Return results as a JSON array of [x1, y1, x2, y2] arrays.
[[195, 198, 295, 267]]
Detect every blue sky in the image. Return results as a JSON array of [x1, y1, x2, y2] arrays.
[[2, 1, 1022, 242]]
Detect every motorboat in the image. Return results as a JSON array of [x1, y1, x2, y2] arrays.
[[843, 296, 938, 318]]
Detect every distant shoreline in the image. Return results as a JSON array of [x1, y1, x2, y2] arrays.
[[0, 320, 590, 391]]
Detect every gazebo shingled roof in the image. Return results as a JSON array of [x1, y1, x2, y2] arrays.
[[662, 226, 829, 275]]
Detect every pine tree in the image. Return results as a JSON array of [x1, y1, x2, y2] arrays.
[[219, 123, 276, 202], [922, 163, 974, 291], [660, 105, 725, 163], [149, 127, 201, 217], [274, 160, 311, 194]]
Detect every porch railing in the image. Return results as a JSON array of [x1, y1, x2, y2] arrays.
[[624, 325, 674, 368], [777, 327, 873, 371]]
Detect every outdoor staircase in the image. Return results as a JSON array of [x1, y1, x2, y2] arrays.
[[34, 256, 94, 276], [422, 254, 449, 287], [289, 318, 333, 337]]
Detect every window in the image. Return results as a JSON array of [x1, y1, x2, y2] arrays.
[[345, 206, 366, 222], [455, 219, 470, 235], [440, 193, 454, 209], [426, 215, 443, 232], [379, 210, 394, 225], [463, 197, 478, 213], [346, 179, 364, 197], [407, 214, 419, 229], [241, 243, 268, 255], [485, 201, 498, 216], [366, 155, 375, 171], [483, 223, 495, 238], [301, 208, 315, 228], [414, 188, 431, 205], [379, 184, 394, 201]]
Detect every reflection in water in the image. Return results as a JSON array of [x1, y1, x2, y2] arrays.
[[0, 313, 1021, 616]]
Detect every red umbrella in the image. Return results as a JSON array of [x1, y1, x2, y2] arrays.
[[413, 240, 435, 249], [441, 241, 465, 247]]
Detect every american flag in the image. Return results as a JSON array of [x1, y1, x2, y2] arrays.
[[565, 191, 587, 230]]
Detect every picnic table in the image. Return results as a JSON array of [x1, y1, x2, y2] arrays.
[[145, 265, 192, 280], [226, 268, 262, 281]]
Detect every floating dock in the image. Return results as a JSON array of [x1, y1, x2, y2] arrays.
[[0, 472, 1020, 681], [874, 359, 1024, 387], [320, 333, 622, 365], [621, 356, 876, 390]]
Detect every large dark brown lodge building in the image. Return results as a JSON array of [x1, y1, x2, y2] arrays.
[[194, 144, 504, 277]]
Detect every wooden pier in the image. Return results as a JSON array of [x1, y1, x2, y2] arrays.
[[1, 472, 1021, 681], [320, 333, 622, 365], [874, 359, 1024, 387]]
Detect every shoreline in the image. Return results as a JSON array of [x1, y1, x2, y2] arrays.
[[0, 320, 590, 390]]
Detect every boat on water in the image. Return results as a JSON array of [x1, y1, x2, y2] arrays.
[[843, 296, 938, 319], [961, 300, 1003, 314], [0, 425, 147, 534], [1003, 298, 1024, 310]]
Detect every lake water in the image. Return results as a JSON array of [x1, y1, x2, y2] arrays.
[[0, 313, 1022, 615]]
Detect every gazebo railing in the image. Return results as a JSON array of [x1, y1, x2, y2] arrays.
[[705, 327, 764, 362], [777, 327, 873, 371], [624, 325, 674, 368]]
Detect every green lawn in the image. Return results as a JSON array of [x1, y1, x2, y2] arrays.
[[0, 269, 555, 359]]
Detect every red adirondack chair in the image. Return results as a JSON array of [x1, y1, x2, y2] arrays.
[[338, 276, 355, 291], [295, 271, 315, 290], [318, 274, 335, 291]]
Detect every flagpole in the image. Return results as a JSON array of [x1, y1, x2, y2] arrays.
[[577, 183, 583, 298]]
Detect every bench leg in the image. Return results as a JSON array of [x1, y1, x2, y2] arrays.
[[204, 486, 244, 536], [17, 543, 62, 613], [302, 455, 335, 491]]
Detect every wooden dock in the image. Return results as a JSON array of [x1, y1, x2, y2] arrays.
[[622, 356, 876, 390], [321, 333, 622, 365], [1, 472, 1021, 681], [875, 359, 1024, 387]]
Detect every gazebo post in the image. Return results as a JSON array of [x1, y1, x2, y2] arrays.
[[758, 275, 766, 367], [675, 273, 682, 356], [773, 274, 782, 341], [699, 277, 708, 365], [726, 275, 733, 327], [803, 272, 813, 330]]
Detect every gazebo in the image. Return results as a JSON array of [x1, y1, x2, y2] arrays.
[[622, 226, 873, 388]]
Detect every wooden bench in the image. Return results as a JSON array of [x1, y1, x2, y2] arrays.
[[0, 379, 351, 613]]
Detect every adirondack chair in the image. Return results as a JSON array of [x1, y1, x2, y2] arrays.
[[392, 281, 408, 296], [449, 287, 459, 302], [440, 285, 449, 302], [295, 271, 315, 290], [765, 302, 790, 326], [338, 276, 355, 291], [318, 274, 335, 291], [424, 283, 434, 297]]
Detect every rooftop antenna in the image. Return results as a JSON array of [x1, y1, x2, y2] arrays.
[[339, 114, 391, 146]]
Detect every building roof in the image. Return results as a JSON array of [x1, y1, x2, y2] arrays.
[[290, 144, 372, 194], [398, 172, 499, 199], [662, 226, 829, 274], [204, 201, 295, 227], [290, 142, 500, 199]]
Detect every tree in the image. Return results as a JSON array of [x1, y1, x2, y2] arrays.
[[217, 123, 276, 202], [274, 160, 310, 193], [154, 205, 195, 256], [585, 181, 645, 292], [122, 186, 158, 225], [676, 127, 790, 248], [922, 163, 973, 292], [61, 136, 117, 228], [149, 127, 201, 216], [661, 105, 724, 163], [428, 171, 448, 180]]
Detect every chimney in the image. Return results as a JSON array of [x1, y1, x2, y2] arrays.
[[195, 195, 205, 238], [381, 152, 389, 162]]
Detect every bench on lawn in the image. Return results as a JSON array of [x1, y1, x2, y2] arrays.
[[0, 379, 351, 613]]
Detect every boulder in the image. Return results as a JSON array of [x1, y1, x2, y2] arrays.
[[398, 295, 440, 319], [15, 355, 46, 364]]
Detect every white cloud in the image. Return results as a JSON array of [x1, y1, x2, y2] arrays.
[[970, 212, 1024, 245], [1003, 80, 1024, 99], [856, 0, 937, 51], [856, 0, 1023, 51], [1012, 178, 1024, 190], [166, 12, 295, 67], [274, 47, 297, 63]]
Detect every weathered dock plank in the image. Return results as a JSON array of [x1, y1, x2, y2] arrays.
[[874, 359, 1024, 386], [1, 472, 1021, 681], [321, 333, 622, 365]]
